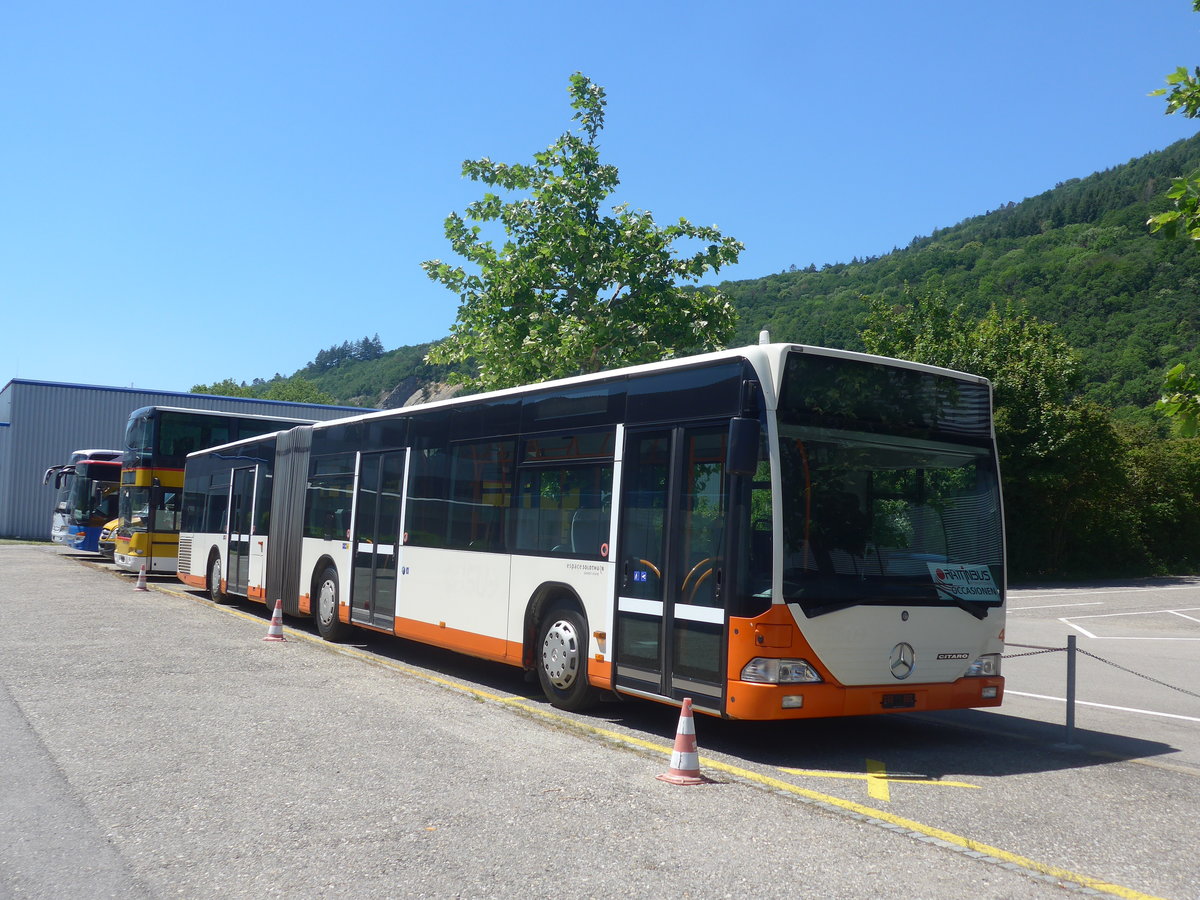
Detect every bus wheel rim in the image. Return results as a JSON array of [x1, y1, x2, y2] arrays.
[[542, 619, 580, 689], [318, 580, 336, 624]]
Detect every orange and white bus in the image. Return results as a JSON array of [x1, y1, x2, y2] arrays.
[[178, 341, 1006, 720], [115, 407, 320, 574]]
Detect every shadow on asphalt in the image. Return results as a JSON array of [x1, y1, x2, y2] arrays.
[[293, 601, 1179, 781], [94, 557, 1181, 784]]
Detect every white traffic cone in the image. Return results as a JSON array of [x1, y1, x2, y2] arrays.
[[134, 564, 149, 592], [656, 698, 710, 785], [263, 598, 287, 642]]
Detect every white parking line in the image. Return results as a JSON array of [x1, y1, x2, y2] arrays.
[[1008, 601, 1103, 611], [1013, 585, 1200, 599], [1064, 606, 1200, 621], [1059, 606, 1200, 640], [1060, 622, 1200, 640], [1006, 691, 1200, 723]]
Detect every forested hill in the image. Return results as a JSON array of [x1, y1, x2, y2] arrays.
[[722, 131, 1200, 412], [290, 132, 1200, 410]]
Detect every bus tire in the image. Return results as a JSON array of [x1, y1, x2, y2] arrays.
[[207, 553, 230, 604], [314, 565, 351, 642], [536, 605, 598, 711]]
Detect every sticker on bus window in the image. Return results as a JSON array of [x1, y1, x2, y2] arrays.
[[926, 563, 1000, 603], [633, 570, 648, 583]]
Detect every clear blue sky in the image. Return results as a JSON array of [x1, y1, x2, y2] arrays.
[[3, 1, 1199, 393]]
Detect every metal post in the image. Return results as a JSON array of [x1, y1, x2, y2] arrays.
[[1064, 634, 1077, 746]]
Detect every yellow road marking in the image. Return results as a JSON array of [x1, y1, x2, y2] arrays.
[[780, 765, 981, 798], [866, 758, 890, 801], [148, 579, 1165, 900]]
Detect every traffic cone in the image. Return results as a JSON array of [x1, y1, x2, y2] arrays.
[[262, 598, 287, 642], [656, 697, 710, 785], [134, 564, 149, 592]]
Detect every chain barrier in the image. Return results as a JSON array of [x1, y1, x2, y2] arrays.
[[1074, 647, 1200, 700], [1003, 644, 1064, 660], [1004, 642, 1200, 699]]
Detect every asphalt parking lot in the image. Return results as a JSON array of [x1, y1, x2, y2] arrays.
[[2, 546, 1197, 899]]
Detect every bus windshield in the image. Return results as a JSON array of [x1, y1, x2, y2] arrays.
[[67, 462, 120, 527], [776, 352, 1004, 619]]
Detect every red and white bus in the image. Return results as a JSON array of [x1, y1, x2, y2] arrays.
[[178, 341, 1006, 720]]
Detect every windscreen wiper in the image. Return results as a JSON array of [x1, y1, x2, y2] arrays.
[[933, 588, 990, 620], [795, 586, 991, 619], [797, 589, 940, 618]]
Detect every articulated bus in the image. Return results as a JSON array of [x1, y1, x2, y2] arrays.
[[115, 407, 320, 574], [42, 450, 123, 551], [177, 342, 1006, 720]]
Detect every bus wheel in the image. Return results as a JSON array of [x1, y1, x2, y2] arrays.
[[537, 605, 598, 711], [314, 566, 351, 642], [207, 554, 229, 604]]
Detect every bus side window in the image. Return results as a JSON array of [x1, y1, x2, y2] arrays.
[[513, 464, 611, 558], [305, 453, 356, 540]]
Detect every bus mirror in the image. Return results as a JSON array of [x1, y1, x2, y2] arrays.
[[727, 417, 760, 476]]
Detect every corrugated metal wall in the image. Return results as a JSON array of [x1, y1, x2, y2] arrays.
[[0, 379, 365, 540]]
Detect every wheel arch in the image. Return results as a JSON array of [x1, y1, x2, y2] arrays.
[[522, 581, 586, 672], [309, 553, 339, 596]]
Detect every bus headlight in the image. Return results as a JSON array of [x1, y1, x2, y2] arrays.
[[966, 654, 1001, 677], [741, 658, 823, 684]]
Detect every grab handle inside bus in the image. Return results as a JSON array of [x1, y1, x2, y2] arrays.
[[727, 417, 759, 476]]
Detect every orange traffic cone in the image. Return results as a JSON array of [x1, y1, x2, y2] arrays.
[[656, 697, 710, 785], [134, 564, 149, 592], [263, 598, 287, 642]]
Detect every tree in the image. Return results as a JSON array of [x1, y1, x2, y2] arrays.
[[862, 291, 1136, 577], [191, 378, 254, 397], [259, 377, 336, 405], [1147, 9, 1200, 438], [1147, 1, 1200, 239], [191, 376, 336, 405], [422, 73, 743, 391], [1158, 362, 1200, 436]]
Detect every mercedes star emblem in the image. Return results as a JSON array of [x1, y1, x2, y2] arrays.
[[890, 642, 916, 680]]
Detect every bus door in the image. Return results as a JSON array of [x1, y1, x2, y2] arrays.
[[615, 425, 729, 710], [227, 466, 257, 597], [351, 450, 409, 630]]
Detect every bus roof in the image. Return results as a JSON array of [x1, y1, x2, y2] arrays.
[[183, 341, 992, 457], [303, 341, 992, 433], [125, 405, 322, 424]]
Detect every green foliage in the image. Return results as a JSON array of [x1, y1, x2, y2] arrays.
[[191, 375, 337, 405], [304, 334, 386, 374], [1123, 423, 1200, 571], [724, 132, 1200, 412], [300, 342, 460, 407], [1158, 362, 1200, 436], [1146, 168, 1200, 240], [861, 293, 1200, 576], [191, 378, 255, 398], [862, 292, 1135, 577], [1148, 8, 1200, 240], [1152, 63, 1200, 115], [423, 73, 743, 391]]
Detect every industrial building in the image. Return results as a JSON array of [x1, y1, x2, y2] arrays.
[[0, 379, 364, 540]]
